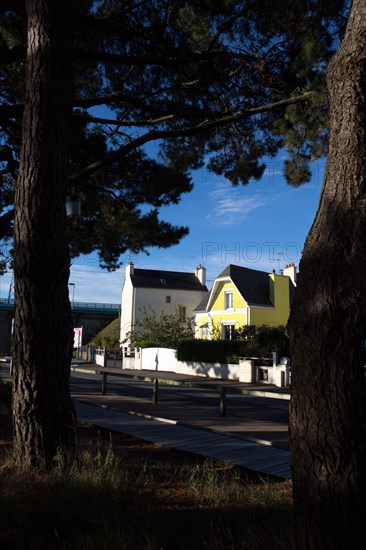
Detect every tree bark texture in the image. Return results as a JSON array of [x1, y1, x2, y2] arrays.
[[12, 0, 75, 469], [288, 1, 366, 548]]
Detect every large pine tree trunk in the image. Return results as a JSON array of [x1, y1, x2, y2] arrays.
[[288, 2, 366, 548], [12, 0, 75, 469]]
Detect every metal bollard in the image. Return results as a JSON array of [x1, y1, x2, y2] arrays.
[[219, 386, 226, 417], [152, 378, 159, 404], [102, 372, 107, 395]]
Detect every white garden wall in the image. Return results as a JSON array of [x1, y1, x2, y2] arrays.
[[135, 347, 289, 386], [95, 346, 289, 386]]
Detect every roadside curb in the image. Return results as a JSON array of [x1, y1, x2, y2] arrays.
[[71, 364, 290, 400]]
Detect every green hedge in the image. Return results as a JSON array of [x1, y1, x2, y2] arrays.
[[133, 339, 160, 348], [177, 326, 289, 363], [177, 339, 249, 363]]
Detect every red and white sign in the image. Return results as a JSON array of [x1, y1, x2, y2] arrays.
[[73, 327, 83, 349]]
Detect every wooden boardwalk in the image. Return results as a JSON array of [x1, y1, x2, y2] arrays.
[[75, 401, 292, 480]]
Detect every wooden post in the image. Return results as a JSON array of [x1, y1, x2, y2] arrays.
[[152, 378, 159, 404], [219, 386, 226, 417], [101, 347, 108, 394]]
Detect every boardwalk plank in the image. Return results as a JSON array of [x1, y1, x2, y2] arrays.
[[75, 402, 292, 480]]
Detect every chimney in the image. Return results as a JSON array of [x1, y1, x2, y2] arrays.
[[283, 263, 297, 286], [126, 261, 134, 277], [195, 265, 206, 286]]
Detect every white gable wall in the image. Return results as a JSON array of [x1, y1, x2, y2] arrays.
[[120, 274, 135, 345], [120, 283, 208, 345], [135, 287, 207, 320]]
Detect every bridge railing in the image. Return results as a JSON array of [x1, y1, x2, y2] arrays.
[[0, 298, 15, 311], [1, 298, 120, 312], [72, 301, 120, 311]]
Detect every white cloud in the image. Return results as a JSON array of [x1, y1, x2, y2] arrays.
[[69, 263, 123, 304], [206, 182, 266, 226]]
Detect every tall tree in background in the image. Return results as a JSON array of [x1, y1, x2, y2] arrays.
[[288, 1, 366, 547], [11, 0, 75, 468]]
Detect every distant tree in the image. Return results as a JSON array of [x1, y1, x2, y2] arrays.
[[91, 317, 120, 348], [129, 307, 194, 349]]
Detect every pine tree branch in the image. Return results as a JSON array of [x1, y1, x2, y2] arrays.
[[0, 90, 318, 238], [74, 112, 176, 127], [73, 91, 317, 181], [73, 91, 171, 113], [74, 48, 249, 67]]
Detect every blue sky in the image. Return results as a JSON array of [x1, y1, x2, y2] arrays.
[[70, 154, 325, 303], [0, 155, 325, 305]]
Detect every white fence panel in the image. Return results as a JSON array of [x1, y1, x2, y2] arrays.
[[176, 360, 241, 380], [140, 347, 177, 372]]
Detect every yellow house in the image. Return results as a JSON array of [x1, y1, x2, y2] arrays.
[[195, 263, 296, 340]]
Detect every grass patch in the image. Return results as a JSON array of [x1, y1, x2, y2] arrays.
[[0, 400, 294, 549]]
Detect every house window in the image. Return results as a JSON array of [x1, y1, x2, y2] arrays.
[[166, 296, 171, 303], [179, 305, 186, 322], [223, 324, 235, 340], [200, 324, 209, 339], [225, 291, 233, 309]]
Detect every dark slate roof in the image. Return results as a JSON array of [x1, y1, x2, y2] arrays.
[[216, 264, 295, 307], [131, 268, 208, 291], [194, 294, 210, 312]]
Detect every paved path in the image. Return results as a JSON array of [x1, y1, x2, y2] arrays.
[[75, 401, 292, 480], [70, 364, 292, 480], [70, 369, 290, 447], [1, 360, 292, 480]]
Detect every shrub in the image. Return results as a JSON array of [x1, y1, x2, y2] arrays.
[[177, 325, 289, 363], [128, 307, 195, 349], [177, 339, 248, 363], [247, 325, 289, 357], [133, 339, 159, 348], [91, 316, 120, 347]]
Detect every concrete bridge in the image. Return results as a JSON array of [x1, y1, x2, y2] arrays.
[[0, 298, 120, 354]]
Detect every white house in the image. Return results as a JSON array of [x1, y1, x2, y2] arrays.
[[120, 263, 208, 346]]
